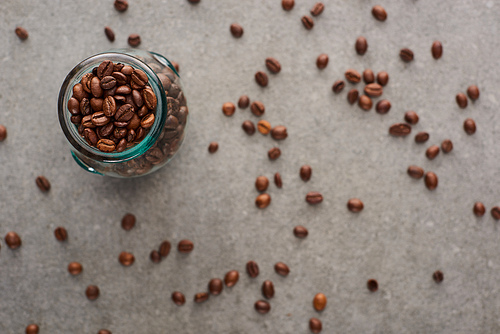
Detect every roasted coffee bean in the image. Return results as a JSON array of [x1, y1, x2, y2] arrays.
[[113, 63, 124, 72], [126, 129, 136, 142], [25, 324, 39, 334], [81, 73, 94, 93], [301, 15, 314, 30], [5, 232, 21, 249], [68, 262, 83, 275], [97, 61, 113, 79], [431, 41, 443, 59], [114, 0, 128, 12], [91, 112, 111, 127], [363, 69, 375, 84], [36, 175, 51, 192], [132, 89, 144, 108], [345, 69, 361, 83], [282, 0, 294, 10], [347, 89, 359, 105], [187, 0, 200, 3], [119, 251, 135, 266], [463, 118, 476, 135], [128, 34, 141, 47], [432, 271, 444, 283], [491, 207, 500, 220], [172, 292, 186, 306], [266, 57, 281, 74], [293, 225, 308, 238], [91, 77, 103, 98], [372, 5, 387, 21], [96, 139, 116, 152], [255, 176, 269, 192], [209, 278, 223, 295], [375, 100, 391, 114], [467, 85, 480, 101], [194, 292, 209, 303], [246, 260, 260, 278], [367, 279, 378, 292], [415, 131, 429, 143], [0, 124, 6, 141], [309, 318, 322, 334], [68, 97, 80, 115], [425, 172, 438, 190], [90, 98, 104, 112], [377, 71, 389, 86], [275, 262, 290, 276], [230, 23, 244, 38], [400, 48, 414, 62], [140, 113, 155, 128], [71, 115, 82, 125], [310, 2, 324, 16], [358, 95, 372, 111], [103, 86, 117, 98], [271, 126, 287, 140], [347, 198, 364, 212], [100, 76, 116, 90], [364, 83, 383, 97], [135, 127, 146, 141], [98, 330, 111, 334], [121, 214, 136, 231], [222, 102, 236, 116], [131, 69, 148, 87], [426, 145, 440, 160], [82, 115, 95, 128], [268, 147, 281, 160], [238, 95, 250, 108], [255, 71, 269, 87], [121, 65, 133, 76], [115, 104, 135, 122], [404, 111, 419, 124], [102, 96, 117, 117], [165, 115, 179, 130], [85, 285, 100, 300], [274, 173, 282, 188], [224, 270, 239, 287], [150, 250, 161, 263], [80, 98, 91, 116], [143, 88, 157, 109], [104, 26, 115, 42], [306, 191, 323, 205], [255, 300, 271, 314], [178, 239, 194, 253], [262, 280, 275, 299], [332, 80, 345, 93], [242, 120, 256, 135], [389, 123, 411, 137], [441, 139, 453, 153], [257, 120, 271, 135], [73, 83, 88, 101], [355, 36, 368, 55], [99, 123, 115, 138], [456, 93, 468, 108], [15, 26, 29, 40], [407, 165, 424, 179], [256, 193, 271, 209], [473, 202, 486, 217], [316, 54, 329, 69], [313, 293, 327, 311], [159, 240, 171, 258], [300, 165, 312, 181], [113, 73, 128, 87], [54, 227, 68, 242], [208, 142, 218, 154]]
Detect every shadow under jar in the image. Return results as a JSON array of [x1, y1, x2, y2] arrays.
[[58, 50, 189, 178]]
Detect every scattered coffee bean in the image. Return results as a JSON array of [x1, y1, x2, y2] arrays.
[[375, 100, 391, 114], [274, 173, 282, 188], [128, 34, 141, 47], [282, 0, 294, 11], [456, 93, 468, 109], [114, 0, 128, 12], [355, 36, 368, 55], [256, 193, 271, 209], [230, 23, 244, 38], [364, 83, 383, 97], [424, 172, 438, 190], [98, 330, 111, 334], [372, 5, 387, 21], [358, 95, 372, 111], [104, 26, 115, 42], [262, 280, 275, 299], [300, 165, 312, 181], [187, 0, 200, 4], [400, 48, 414, 62], [194, 292, 209, 303], [121, 213, 136, 231], [172, 291, 186, 306], [431, 41, 443, 59], [255, 71, 269, 87], [306, 191, 323, 205], [389, 123, 411, 137], [347, 89, 359, 105], [255, 300, 271, 314], [463, 118, 476, 135], [407, 165, 424, 179], [208, 142, 219, 154], [209, 278, 223, 295], [467, 85, 480, 101], [159, 240, 171, 258], [255, 176, 269, 192], [268, 147, 281, 160], [150, 250, 161, 263], [238, 95, 250, 108], [363, 69, 375, 84], [491, 207, 500, 220], [345, 69, 361, 83], [309, 318, 323, 333], [271, 126, 288, 140], [15, 26, 29, 40], [426, 145, 440, 160], [415, 131, 430, 143], [251, 101, 265, 116], [473, 202, 486, 217], [67, 261, 83, 276], [86, 285, 100, 300], [404, 111, 419, 124], [35, 175, 51, 192], [316, 54, 329, 69], [313, 293, 327, 311], [275, 262, 290, 276], [432, 270, 444, 283], [5, 232, 21, 249], [367, 279, 378, 292], [25, 324, 39, 334], [257, 120, 272, 135], [310, 2, 324, 16], [332, 80, 345, 93], [178, 239, 194, 253], [347, 198, 364, 213], [222, 102, 236, 116], [0, 124, 7, 141], [242, 120, 256, 135], [224, 270, 239, 287], [377, 71, 389, 86], [441, 139, 453, 153], [293, 226, 308, 238], [265, 57, 281, 74], [54, 227, 68, 242], [119, 251, 135, 266], [301, 15, 314, 30], [246, 260, 260, 278]]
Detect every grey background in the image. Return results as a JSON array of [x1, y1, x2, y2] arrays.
[[0, 0, 499, 333]]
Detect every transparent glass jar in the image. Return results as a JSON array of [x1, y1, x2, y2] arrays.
[[58, 49, 188, 178]]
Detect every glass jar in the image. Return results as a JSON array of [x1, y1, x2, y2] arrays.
[[58, 49, 189, 178]]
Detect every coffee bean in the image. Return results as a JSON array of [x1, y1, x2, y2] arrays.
[[171, 61, 180, 72], [316, 54, 328, 69], [92, 112, 112, 127], [306, 191, 323, 205], [91, 98, 104, 112], [73, 83, 89, 101], [71, 115, 82, 125], [274, 173, 282, 188], [271, 126, 287, 140], [347, 198, 364, 213], [100, 76, 116, 90], [81, 73, 94, 93], [54, 227, 68, 242], [142, 88, 157, 110], [86, 285, 100, 300], [159, 240, 171, 258], [300, 165, 312, 181], [372, 5, 387, 21], [313, 293, 327, 311], [104, 26, 115, 42], [332, 80, 345, 93], [68, 262, 83, 275], [256, 193, 271, 209], [221, 102, 235, 117], [375, 100, 391, 114], [424, 171, 438, 190], [238, 95, 250, 108], [255, 300, 271, 314], [98, 330, 111, 334], [377, 71, 389, 86], [114, 0, 128, 12], [250, 101, 265, 116], [194, 292, 209, 303], [131, 69, 148, 87], [246, 260, 260, 278], [431, 41, 443, 59], [257, 120, 272, 135], [102, 96, 117, 117], [441, 139, 453, 153], [15, 26, 29, 40], [268, 147, 281, 160], [407, 165, 424, 179], [389, 123, 411, 137], [120, 213, 136, 231], [79, 98, 91, 116], [309, 318, 322, 334], [345, 69, 361, 83], [363, 69, 375, 84], [358, 95, 372, 111], [364, 83, 383, 97], [432, 270, 444, 283], [230, 23, 244, 38], [119, 251, 135, 266], [5, 232, 21, 249], [282, 0, 294, 10], [426, 145, 440, 160], [310, 2, 324, 16], [97, 139, 116, 152], [128, 34, 141, 47], [415, 131, 429, 143], [400, 48, 414, 62], [172, 291, 186, 306], [224, 270, 239, 287], [467, 85, 480, 101], [255, 176, 269, 192], [187, 0, 200, 4], [293, 226, 308, 238], [266, 57, 281, 74], [97, 61, 113, 80], [456, 93, 468, 108], [115, 104, 134, 122], [367, 279, 378, 292], [208, 142, 218, 154], [355, 36, 368, 55], [209, 278, 223, 295], [150, 250, 161, 263], [491, 207, 500, 220], [178, 239, 194, 253], [25, 324, 39, 334], [68, 97, 80, 115], [404, 111, 419, 124], [262, 280, 275, 299], [35, 175, 51, 192], [274, 262, 290, 276], [463, 118, 476, 135], [255, 71, 268, 87], [347, 89, 359, 105], [242, 120, 256, 135], [473, 202, 486, 217], [301, 15, 314, 30]]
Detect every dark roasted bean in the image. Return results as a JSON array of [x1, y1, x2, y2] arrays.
[[128, 34, 141, 47], [68, 262, 83, 275], [347, 198, 364, 212], [246, 260, 260, 278], [121, 213, 136, 230], [389, 123, 411, 137], [242, 120, 256, 135], [265, 57, 281, 74], [274, 262, 290, 276], [432, 271, 444, 283], [404, 111, 419, 124], [85, 285, 100, 300], [377, 71, 389, 86], [271, 126, 287, 140], [256, 193, 271, 209], [5, 232, 21, 249], [306, 192, 323, 205], [100, 76, 116, 90], [400, 48, 414, 62], [355, 36, 368, 55], [375, 100, 391, 114], [363, 69, 374, 84], [473, 202, 486, 217], [104, 26, 115, 42], [274, 172, 282, 188], [114, 0, 128, 12], [194, 292, 209, 303], [367, 279, 378, 292], [347, 89, 359, 105], [224, 270, 239, 287], [178, 239, 194, 253], [172, 291, 186, 306], [309, 318, 322, 334], [238, 95, 250, 108], [54, 227, 68, 242], [254, 300, 271, 314], [310, 2, 324, 16], [293, 226, 308, 238], [424, 172, 438, 190], [251, 101, 265, 116], [415, 131, 429, 143], [209, 278, 223, 295], [268, 147, 281, 160], [372, 5, 387, 21], [301, 15, 314, 30], [159, 240, 171, 257], [345, 69, 361, 83], [431, 41, 443, 59], [358, 95, 372, 110], [208, 142, 218, 154], [316, 54, 329, 69], [150, 250, 161, 263], [255, 176, 269, 192], [463, 118, 476, 135], [407, 165, 424, 179], [456, 93, 468, 108], [467, 85, 480, 101], [230, 23, 244, 38], [36, 175, 51, 192], [15, 27, 29, 40], [332, 80, 345, 93], [282, 0, 294, 10], [442, 139, 454, 154], [262, 280, 275, 299], [255, 71, 268, 87], [300, 165, 312, 181], [491, 207, 500, 220]]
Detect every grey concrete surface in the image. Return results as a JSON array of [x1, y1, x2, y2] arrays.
[[1, 0, 500, 333]]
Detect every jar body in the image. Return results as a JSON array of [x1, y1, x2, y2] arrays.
[[58, 50, 188, 178]]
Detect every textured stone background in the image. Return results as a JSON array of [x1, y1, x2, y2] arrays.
[[1, 0, 500, 333]]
